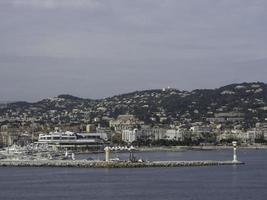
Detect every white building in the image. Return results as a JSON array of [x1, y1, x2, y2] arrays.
[[138, 126, 166, 141], [256, 122, 267, 141], [38, 131, 107, 145], [122, 129, 138, 143], [190, 125, 212, 140], [121, 127, 184, 142]]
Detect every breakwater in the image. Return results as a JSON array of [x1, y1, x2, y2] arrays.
[[0, 160, 244, 168]]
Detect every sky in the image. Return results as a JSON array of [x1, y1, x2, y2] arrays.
[[0, 0, 267, 102]]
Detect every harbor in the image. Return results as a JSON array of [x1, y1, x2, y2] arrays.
[[0, 148, 264, 200], [0, 141, 244, 168]]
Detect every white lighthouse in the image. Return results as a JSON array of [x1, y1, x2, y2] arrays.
[[232, 141, 238, 163], [104, 146, 110, 162]]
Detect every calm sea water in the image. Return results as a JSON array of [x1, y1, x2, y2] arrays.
[[0, 149, 266, 200]]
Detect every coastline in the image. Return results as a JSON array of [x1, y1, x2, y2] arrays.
[[137, 145, 267, 152]]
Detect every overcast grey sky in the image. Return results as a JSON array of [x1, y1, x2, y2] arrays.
[[0, 0, 267, 101]]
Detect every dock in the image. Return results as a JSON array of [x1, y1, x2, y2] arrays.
[[0, 160, 244, 168]]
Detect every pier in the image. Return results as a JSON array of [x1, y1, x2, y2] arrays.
[[0, 159, 244, 168]]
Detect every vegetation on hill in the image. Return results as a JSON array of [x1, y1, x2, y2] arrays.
[[1, 82, 267, 128]]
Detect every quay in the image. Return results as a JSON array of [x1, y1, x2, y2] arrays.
[[0, 160, 244, 168]]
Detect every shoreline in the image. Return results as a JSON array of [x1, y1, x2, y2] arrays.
[[75, 145, 267, 155], [48, 145, 267, 156], [136, 145, 267, 152], [0, 159, 244, 168]]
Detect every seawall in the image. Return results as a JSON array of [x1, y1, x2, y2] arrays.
[[0, 160, 244, 168]]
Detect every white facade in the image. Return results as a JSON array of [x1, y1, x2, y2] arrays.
[[122, 129, 138, 143], [138, 127, 166, 141], [122, 127, 187, 142], [256, 122, 267, 141], [38, 131, 107, 144]]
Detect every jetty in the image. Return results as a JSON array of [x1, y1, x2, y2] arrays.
[[0, 159, 244, 168]]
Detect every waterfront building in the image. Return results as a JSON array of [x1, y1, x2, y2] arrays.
[[245, 130, 257, 143], [37, 131, 107, 151], [190, 125, 212, 141], [122, 129, 138, 143], [217, 132, 238, 142], [138, 126, 166, 141], [256, 122, 267, 141], [164, 129, 183, 141], [121, 127, 183, 143]]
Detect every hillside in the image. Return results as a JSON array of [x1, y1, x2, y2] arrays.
[[1, 82, 267, 128]]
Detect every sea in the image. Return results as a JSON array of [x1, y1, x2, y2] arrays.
[[0, 149, 266, 200]]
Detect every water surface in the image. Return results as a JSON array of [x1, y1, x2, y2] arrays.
[[0, 149, 266, 200]]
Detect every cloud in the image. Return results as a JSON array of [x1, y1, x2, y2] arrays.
[[1, 0, 267, 101], [11, 0, 104, 9]]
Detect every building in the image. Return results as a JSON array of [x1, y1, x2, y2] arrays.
[[109, 115, 144, 131], [121, 127, 184, 143], [0, 131, 24, 147], [122, 129, 138, 143], [164, 129, 183, 141], [37, 131, 107, 150], [137, 126, 166, 141], [244, 130, 257, 143], [86, 124, 96, 133], [207, 112, 245, 123], [190, 125, 212, 140], [256, 122, 267, 141]]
